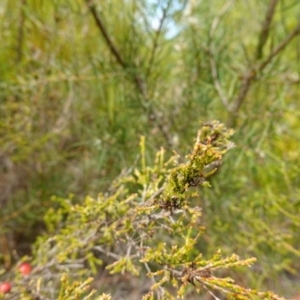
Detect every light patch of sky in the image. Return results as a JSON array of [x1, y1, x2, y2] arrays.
[[147, 0, 187, 39]]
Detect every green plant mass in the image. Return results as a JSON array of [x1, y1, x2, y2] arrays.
[[0, 0, 300, 299], [0, 121, 286, 299]]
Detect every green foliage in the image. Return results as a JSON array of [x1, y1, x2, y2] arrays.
[[0, 0, 300, 298], [0, 121, 285, 299]]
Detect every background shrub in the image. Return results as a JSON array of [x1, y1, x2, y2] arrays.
[[0, 0, 299, 298]]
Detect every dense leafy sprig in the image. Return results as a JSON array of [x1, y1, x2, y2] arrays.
[[0, 121, 285, 299]]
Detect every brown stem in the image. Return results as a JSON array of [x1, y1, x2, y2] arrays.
[[255, 0, 279, 60], [85, 0, 173, 147], [229, 68, 256, 114], [86, 1, 126, 69], [85, 0, 146, 96], [227, 3, 300, 127], [258, 20, 300, 72]]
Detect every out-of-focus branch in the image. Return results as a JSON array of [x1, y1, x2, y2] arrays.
[[228, 68, 256, 115], [208, 0, 234, 112], [229, 0, 278, 115], [85, 0, 173, 148], [208, 0, 299, 126], [209, 0, 234, 37], [255, 0, 278, 60], [85, 1, 125, 69], [146, 0, 172, 78], [258, 20, 300, 72], [228, 18, 300, 122], [85, 0, 146, 96], [218, 0, 300, 127]]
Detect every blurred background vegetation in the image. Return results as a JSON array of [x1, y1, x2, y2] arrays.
[[0, 0, 299, 297]]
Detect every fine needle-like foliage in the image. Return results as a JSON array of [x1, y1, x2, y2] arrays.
[[1, 1, 300, 296], [0, 121, 285, 300]]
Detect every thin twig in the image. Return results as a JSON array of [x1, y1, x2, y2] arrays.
[[208, 0, 234, 112], [258, 20, 300, 72], [146, 0, 172, 78], [85, 0, 146, 96], [255, 0, 279, 60], [93, 245, 121, 260], [143, 261, 165, 300], [85, 0, 174, 148], [208, 0, 300, 126], [85, 1, 126, 69], [143, 186, 165, 205], [202, 285, 222, 300], [229, 18, 300, 118], [209, 0, 234, 37], [228, 68, 256, 114], [227, 2, 300, 126]]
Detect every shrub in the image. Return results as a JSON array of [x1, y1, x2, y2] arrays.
[[0, 121, 285, 300]]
